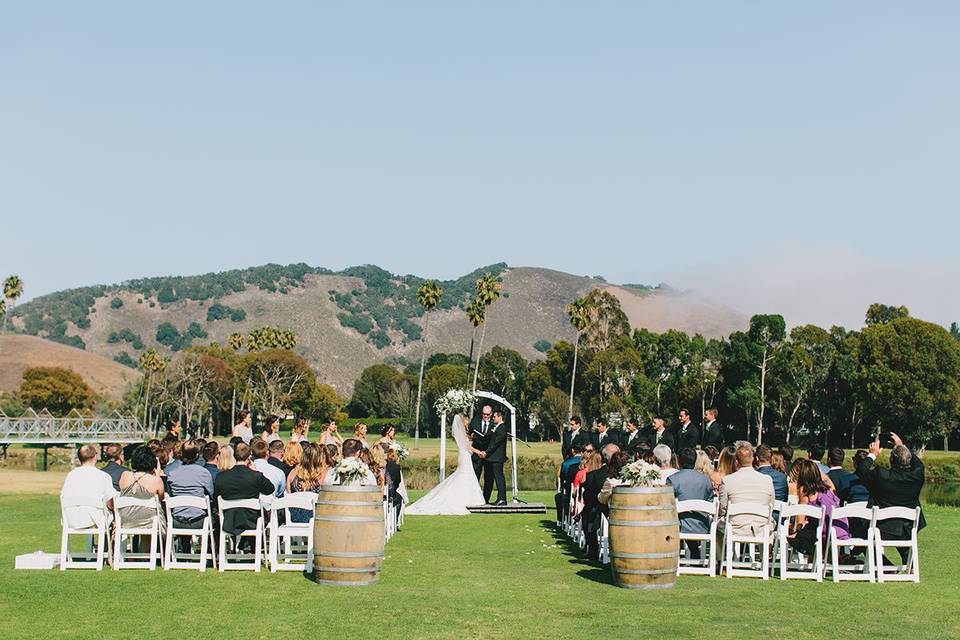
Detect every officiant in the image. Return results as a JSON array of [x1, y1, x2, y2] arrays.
[[470, 404, 494, 479]]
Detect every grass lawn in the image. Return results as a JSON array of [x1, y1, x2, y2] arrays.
[[0, 480, 958, 639]]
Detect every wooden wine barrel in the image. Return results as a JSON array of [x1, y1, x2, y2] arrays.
[[608, 486, 680, 590], [313, 485, 385, 586]]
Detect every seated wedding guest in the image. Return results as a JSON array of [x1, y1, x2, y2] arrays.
[[555, 443, 584, 519], [323, 438, 378, 486], [251, 439, 285, 497], [318, 419, 343, 446], [640, 447, 657, 465], [827, 447, 852, 501], [118, 446, 167, 545], [693, 450, 714, 479], [598, 451, 632, 505], [719, 443, 774, 538], [261, 415, 282, 444], [755, 444, 788, 502], [192, 438, 207, 463], [277, 441, 301, 479], [290, 417, 310, 443], [202, 441, 220, 481], [573, 447, 600, 492], [354, 423, 371, 449], [167, 441, 214, 548], [703, 445, 720, 463], [365, 445, 387, 491], [788, 458, 848, 554], [162, 439, 183, 475], [101, 443, 128, 491], [856, 432, 925, 563], [779, 445, 794, 476], [807, 444, 830, 475], [710, 446, 736, 494], [581, 443, 620, 561], [214, 443, 274, 538], [846, 450, 871, 504], [324, 443, 341, 466], [286, 445, 327, 522], [654, 444, 677, 483], [266, 439, 286, 473], [217, 444, 236, 472], [232, 410, 253, 444], [228, 436, 244, 449], [60, 444, 115, 530], [770, 451, 788, 475], [668, 447, 715, 558]]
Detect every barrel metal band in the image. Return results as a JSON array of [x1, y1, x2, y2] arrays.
[[316, 579, 378, 587], [315, 500, 382, 507], [610, 551, 679, 559], [316, 566, 380, 574], [611, 504, 675, 511], [608, 519, 679, 527], [315, 550, 384, 558], [612, 567, 677, 575], [314, 515, 384, 523], [319, 486, 384, 493]]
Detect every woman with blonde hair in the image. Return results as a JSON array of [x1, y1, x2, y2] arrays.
[[286, 445, 326, 523], [281, 441, 303, 479], [694, 450, 714, 477], [366, 444, 387, 491], [709, 446, 736, 493], [217, 444, 236, 472]]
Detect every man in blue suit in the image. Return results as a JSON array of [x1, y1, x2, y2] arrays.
[[667, 447, 715, 560], [755, 444, 788, 502]]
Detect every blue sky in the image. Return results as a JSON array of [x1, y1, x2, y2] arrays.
[[2, 3, 958, 328]]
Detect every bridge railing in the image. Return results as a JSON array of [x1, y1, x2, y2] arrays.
[[0, 408, 150, 444]]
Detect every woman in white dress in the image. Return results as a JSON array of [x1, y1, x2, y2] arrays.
[[406, 412, 485, 515]]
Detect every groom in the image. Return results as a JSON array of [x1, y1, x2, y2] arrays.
[[478, 409, 508, 505]]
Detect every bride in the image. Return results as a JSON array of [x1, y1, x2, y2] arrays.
[[405, 412, 485, 515]]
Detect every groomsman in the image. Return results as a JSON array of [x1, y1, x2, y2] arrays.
[[650, 418, 675, 450], [590, 417, 621, 450], [676, 409, 700, 451], [701, 407, 724, 449], [562, 416, 590, 460], [471, 405, 494, 479], [621, 418, 643, 454], [480, 410, 508, 505]]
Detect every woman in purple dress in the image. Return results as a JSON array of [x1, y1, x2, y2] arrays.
[[789, 458, 849, 554]]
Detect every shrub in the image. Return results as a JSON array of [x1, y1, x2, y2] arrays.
[[110, 297, 124, 309]]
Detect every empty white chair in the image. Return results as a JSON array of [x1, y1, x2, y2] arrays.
[[599, 513, 610, 565], [268, 492, 317, 572], [874, 506, 920, 583], [60, 494, 113, 571], [676, 499, 718, 577], [827, 502, 875, 582], [218, 497, 264, 572], [113, 495, 163, 570], [163, 495, 216, 571], [722, 502, 772, 579], [774, 503, 825, 581]]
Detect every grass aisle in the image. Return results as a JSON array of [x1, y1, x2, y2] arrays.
[[0, 490, 958, 639]]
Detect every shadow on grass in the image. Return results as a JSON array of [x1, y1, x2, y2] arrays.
[[538, 518, 614, 585]]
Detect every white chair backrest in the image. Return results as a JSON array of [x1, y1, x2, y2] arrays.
[[779, 503, 825, 520], [832, 503, 873, 521], [773, 499, 788, 513], [165, 495, 210, 511], [677, 499, 716, 516], [218, 497, 261, 511], [259, 493, 274, 509], [274, 492, 317, 512], [787, 495, 799, 505], [115, 495, 159, 510], [874, 506, 920, 523], [61, 493, 113, 510], [727, 501, 771, 519]]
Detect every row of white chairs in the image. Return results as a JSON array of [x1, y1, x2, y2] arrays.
[[60, 492, 403, 572], [556, 484, 920, 583]]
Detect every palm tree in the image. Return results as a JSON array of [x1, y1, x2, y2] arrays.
[[2, 275, 24, 336], [565, 297, 593, 419], [138, 349, 166, 434], [471, 273, 502, 392], [465, 297, 485, 379], [413, 280, 442, 450]]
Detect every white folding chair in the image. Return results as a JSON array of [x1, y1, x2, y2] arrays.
[[827, 502, 875, 582], [163, 495, 216, 571], [599, 513, 610, 565], [268, 492, 317, 572], [874, 506, 920, 583], [113, 495, 163, 570], [773, 503, 825, 581], [722, 502, 772, 579], [60, 494, 113, 571], [677, 498, 718, 576], [218, 497, 264, 572]]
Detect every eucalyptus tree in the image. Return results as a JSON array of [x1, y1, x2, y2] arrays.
[[227, 332, 244, 426], [414, 280, 442, 449]]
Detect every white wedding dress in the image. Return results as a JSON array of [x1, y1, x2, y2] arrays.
[[405, 414, 485, 515]]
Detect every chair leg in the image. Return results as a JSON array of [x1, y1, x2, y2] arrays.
[[911, 538, 920, 582], [218, 532, 226, 573], [199, 529, 208, 573], [254, 528, 262, 572]]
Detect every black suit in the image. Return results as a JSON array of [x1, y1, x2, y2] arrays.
[[213, 465, 274, 536], [581, 466, 609, 561], [676, 423, 700, 451], [700, 420, 724, 449], [651, 428, 675, 450], [621, 429, 643, 455], [856, 453, 926, 545], [562, 428, 590, 460], [385, 460, 403, 513], [483, 421, 508, 503], [471, 417, 493, 478], [590, 428, 622, 451]]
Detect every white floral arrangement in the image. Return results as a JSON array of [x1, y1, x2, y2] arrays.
[[389, 441, 410, 462], [333, 457, 371, 483], [434, 388, 478, 416], [619, 459, 665, 487]]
